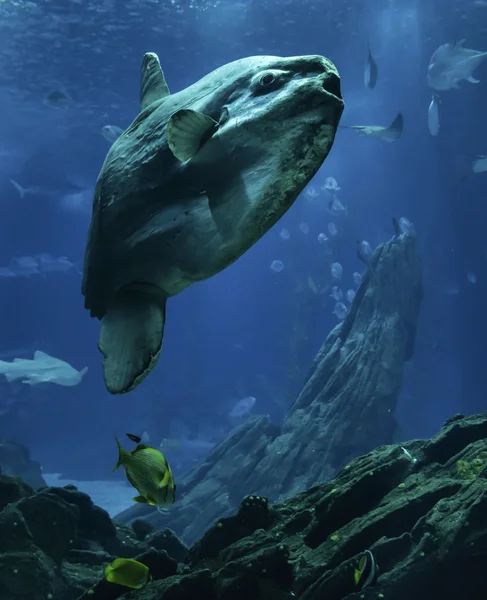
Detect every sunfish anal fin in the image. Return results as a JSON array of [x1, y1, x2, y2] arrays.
[[166, 109, 218, 162], [99, 286, 166, 395], [140, 52, 170, 111]]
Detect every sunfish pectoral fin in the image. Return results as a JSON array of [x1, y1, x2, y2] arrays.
[[467, 76, 480, 84], [98, 286, 166, 395], [140, 52, 170, 111], [166, 109, 218, 162]]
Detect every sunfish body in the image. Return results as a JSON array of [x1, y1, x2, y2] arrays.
[[344, 112, 403, 143], [82, 51, 344, 395], [427, 40, 487, 90], [0, 350, 88, 386]]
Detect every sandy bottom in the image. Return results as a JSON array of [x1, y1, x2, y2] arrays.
[[43, 473, 134, 517]]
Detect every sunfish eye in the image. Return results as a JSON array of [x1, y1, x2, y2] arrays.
[[260, 73, 275, 86]]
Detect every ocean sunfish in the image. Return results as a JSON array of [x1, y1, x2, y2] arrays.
[[82, 51, 344, 395]]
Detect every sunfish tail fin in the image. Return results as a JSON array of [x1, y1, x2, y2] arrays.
[[99, 286, 166, 395], [10, 179, 26, 199]]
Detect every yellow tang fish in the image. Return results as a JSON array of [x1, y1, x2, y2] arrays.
[[105, 557, 150, 589], [113, 433, 176, 507]]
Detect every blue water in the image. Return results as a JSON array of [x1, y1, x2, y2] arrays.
[[0, 0, 485, 514]]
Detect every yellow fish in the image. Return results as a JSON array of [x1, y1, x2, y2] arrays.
[[105, 558, 150, 589], [354, 549, 378, 589], [113, 433, 176, 507]]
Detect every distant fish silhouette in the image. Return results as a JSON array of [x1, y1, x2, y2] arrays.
[[10, 178, 86, 200], [427, 39, 487, 91], [342, 112, 404, 143], [364, 43, 378, 89], [0, 351, 88, 387]]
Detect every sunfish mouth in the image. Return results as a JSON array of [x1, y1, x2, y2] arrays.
[[321, 71, 342, 100]]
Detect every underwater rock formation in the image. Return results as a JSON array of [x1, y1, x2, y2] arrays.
[[0, 439, 46, 489], [2, 412, 487, 599], [117, 228, 423, 544]]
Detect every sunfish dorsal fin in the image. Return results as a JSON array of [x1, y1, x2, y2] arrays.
[[140, 52, 170, 111]]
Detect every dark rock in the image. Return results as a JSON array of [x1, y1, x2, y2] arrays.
[[0, 505, 37, 554], [66, 549, 114, 565], [0, 475, 33, 512], [146, 528, 188, 563], [2, 412, 487, 598], [132, 518, 154, 541], [188, 495, 273, 563], [0, 440, 46, 489], [74, 577, 125, 600], [128, 569, 217, 600], [134, 548, 178, 580], [117, 230, 423, 545], [0, 550, 57, 600], [16, 491, 79, 563], [111, 523, 150, 557], [46, 486, 117, 550]]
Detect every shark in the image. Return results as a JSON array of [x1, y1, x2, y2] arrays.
[[10, 179, 86, 200], [427, 40, 487, 91], [0, 351, 88, 386], [82, 51, 344, 395]]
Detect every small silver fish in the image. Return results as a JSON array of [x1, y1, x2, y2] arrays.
[[472, 155, 487, 173], [333, 301, 348, 320], [229, 396, 256, 418], [364, 43, 378, 89], [428, 94, 440, 136], [44, 88, 73, 109], [102, 125, 124, 143], [356, 240, 377, 279], [327, 196, 347, 216]]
